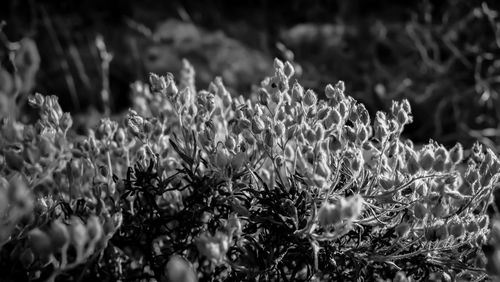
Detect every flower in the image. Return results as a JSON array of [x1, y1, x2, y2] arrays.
[[195, 231, 230, 263]]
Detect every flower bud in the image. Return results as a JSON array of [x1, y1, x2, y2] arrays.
[[251, 117, 265, 134], [314, 124, 325, 141], [449, 143, 463, 164], [413, 203, 427, 219], [273, 58, 284, 70], [5, 150, 24, 171], [349, 154, 363, 175], [149, 73, 167, 92], [48, 220, 70, 251], [335, 80, 345, 93], [338, 101, 349, 118], [356, 125, 368, 144], [225, 136, 236, 151], [284, 61, 295, 78], [448, 221, 465, 237], [166, 74, 178, 96], [419, 149, 435, 171], [8, 175, 31, 208], [328, 135, 342, 151], [416, 182, 429, 196], [431, 201, 448, 218], [342, 194, 364, 220], [349, 108, 359, 123], [270, 88, 282, 104], [263, 129, 275, 148], [465, 220, 479, 233], [291, 82, 303, 104], [344, 126, 357, 143], [325, 84, 335, 99], [258, 88, 269, 106], [357, 104, 370, 125], [393, 272, 409, 282], [276, 108, 287, 121], [231, 151, 247, 171], [303, 89, 317, 107], [478, 215, 489, 229], [424, 225, 437, 241], [70, 217, 88, 251], [435, 223, 449, 240], [317, 107, 329, 120], [28, 93, 45, 108], [396, 110, 409, 125], [195, 231, 229, 262], [305, 128, 316, 144], [476, 233, 487, 247], [115, 128, 126, 146], [19, 248, 35, 268], [378, 176, 394, 190], [227, 214, 242, 236], [318, 202, 343, 227], [432, 155, 446, 172], [286, 124, 298, 140], [274, 121, 285, 137], [318, 203, 334, 227], [103, 216, 115, 235], [323, 108, 341, 130], [406, 151, 420, 175], [238, 118, 251, 130], [165, 255, 197, 282], [395, 223, 411, 237], [59, 112, 73, 132], [215, 148, 230, 168], [87, 215, 103, 242], [28, 228, 52, 255]]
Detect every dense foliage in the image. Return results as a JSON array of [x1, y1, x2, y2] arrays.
[[1, 59, 500, 281]]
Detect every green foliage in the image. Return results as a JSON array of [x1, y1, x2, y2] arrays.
[[0, 58, 498, 281]]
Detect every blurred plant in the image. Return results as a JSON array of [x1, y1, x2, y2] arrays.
[[0, 21, 40, 119], [281, 1, 500, 150]]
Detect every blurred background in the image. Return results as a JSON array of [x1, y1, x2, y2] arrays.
[[1, 0, 500, 148]]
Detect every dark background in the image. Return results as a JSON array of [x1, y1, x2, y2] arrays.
[[2, 0, 500, 148]]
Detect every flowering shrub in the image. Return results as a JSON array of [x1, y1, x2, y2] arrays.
[[0, 58, 499, 281]]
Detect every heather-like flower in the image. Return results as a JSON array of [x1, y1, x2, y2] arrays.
[[86, 216, 103, 242], [395, 223, 411, 238], [149, 73, 167, 92], [48, 220, 70, 251], [303, 89, 317, 107], [406, 150, 420, 175], [318, 201, 343, 228], [466, 220, 479, 233], [419, 148, 435, 171], [342, 194, 364, 221], [258, 88, 270, 106], [28, 228, 52, 256], [195, 231, 229, 263], [19, 248, 35, 268], [413, 203, 427, 219], [448, 219, 465, 238], [70, 217, 89, 256], [435, 222, 449, 240], [448, 143, 463, 164], [328, 134, 342, 151], [251, 117, 265, 134], [59, 112, 73, 132], [291, 82, 303, 104], [165, 255, 198, 282]]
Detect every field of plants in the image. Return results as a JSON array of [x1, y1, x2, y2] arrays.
[[2, 0, 500, 281]]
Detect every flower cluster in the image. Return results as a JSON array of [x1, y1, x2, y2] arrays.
[[0, 58, 499, 281]]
